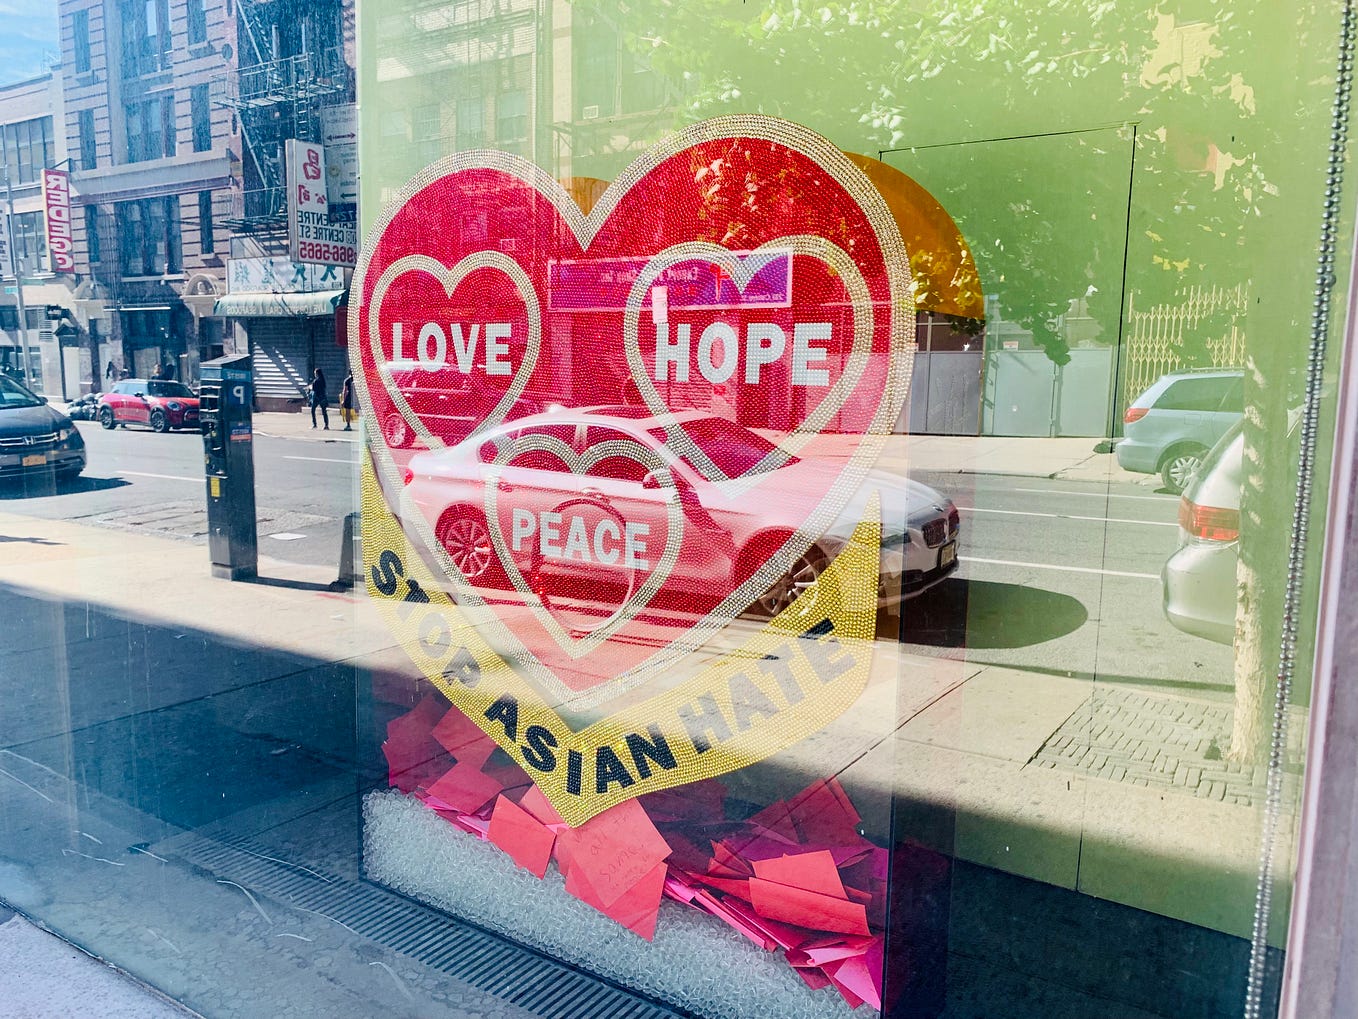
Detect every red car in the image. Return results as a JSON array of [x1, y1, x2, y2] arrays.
[[98, 379, 201, 432]]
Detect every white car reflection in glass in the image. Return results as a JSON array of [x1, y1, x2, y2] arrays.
[[401, 408, 960, 619], [1162, 419, 1244, 645]]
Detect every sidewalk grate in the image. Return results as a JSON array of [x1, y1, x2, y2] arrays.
[[164, 832, 682, 1019]]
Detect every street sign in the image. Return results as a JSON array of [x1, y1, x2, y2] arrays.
[[285, 139, 356, 267], [41, 169, 74, 274]]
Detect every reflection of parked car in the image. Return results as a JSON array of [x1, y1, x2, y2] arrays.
[[1117, 368, 1243, 493], [98, 379, 200, 432], [380, 363, 541, 449], [402, 408, 960, 614], [0, 374, 86, 481], [1162, 420, 1243, 644]]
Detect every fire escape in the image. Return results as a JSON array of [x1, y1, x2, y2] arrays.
[[211, 0, 350, 236]]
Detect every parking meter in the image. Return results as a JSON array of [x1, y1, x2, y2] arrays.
[[199, 354, 258, 580]]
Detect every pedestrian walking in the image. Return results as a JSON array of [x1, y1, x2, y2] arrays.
[[309, 367, 329, 430], [151, 363, 163, 380], [161, 358, 176, 381], [339, 371, 356, 430], [105, 359, 116, 380]]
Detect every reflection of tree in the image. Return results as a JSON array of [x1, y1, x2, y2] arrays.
[[565, 0, 1346, 762], [571, 0, 1272, 368]]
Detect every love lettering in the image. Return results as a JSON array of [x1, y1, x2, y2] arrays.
[[389, 320, 514, 374]]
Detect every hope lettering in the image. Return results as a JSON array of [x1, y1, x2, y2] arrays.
[[390, 321, 514, 374], [653, 319, 833, 387]]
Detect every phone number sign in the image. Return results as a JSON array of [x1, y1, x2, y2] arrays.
[[286, 139, 357, 267]]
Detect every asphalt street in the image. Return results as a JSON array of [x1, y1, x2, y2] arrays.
[[0, 418, 1234, 697], [0, 419, 358, 570]]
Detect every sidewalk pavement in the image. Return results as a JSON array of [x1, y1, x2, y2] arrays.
[[0, 912, 199, 1018], [0, 502, 1288, 946]]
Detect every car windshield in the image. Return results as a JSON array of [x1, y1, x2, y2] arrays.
[[148, 381, 195, 398], [647, 417, 796, 477], [0, 373, 44, 409]]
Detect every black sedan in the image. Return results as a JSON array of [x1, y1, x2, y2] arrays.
[[0, 375, 86, 482]]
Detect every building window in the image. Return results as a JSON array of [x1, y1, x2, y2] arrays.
[[8, 211, 48, 276], [413, 103, 441, 165], [456, 96, 483, 149], [85, 205, 101, 264], [72, 9, 91, 73], [496, 90, 528, 143], [119, 0, 171, 78], [79, 109, 96, 170], [0, 117, 54, 186], [187, 0, 208, 45], [125, 94, 175, 162], [198, 191, 214, 254], [116, 196, 181, 276], [191, 85, 211, 152]]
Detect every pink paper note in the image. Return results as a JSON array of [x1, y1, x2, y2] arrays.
[[382, 696, 449, 793], [720, 897, 810, 952], [516, 784, 567, 828], [752, 850, 847, 899], [788, 778, 862, 846], [424, 761, 504, 815], [748, 799, 801, 843], [565, 859, 668, 940], [748, 878, 870, 936], [691, 890, 773, 950], [555, 800, 672, 908], [825, 945, 883, 1010], [431, 706, 498, 768], [489, 794, 556, 878]]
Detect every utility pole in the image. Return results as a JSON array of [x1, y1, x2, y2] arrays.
[[3, 167, 34, 388]]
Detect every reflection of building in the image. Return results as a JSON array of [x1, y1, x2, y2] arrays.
[[60, 0, 239, 388], [53, 0, 354, 406], [208, 0, 355, 410], [0, 72, 76, 397]]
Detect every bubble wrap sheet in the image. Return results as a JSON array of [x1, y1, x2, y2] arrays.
[[363, 790, 864, 1019]]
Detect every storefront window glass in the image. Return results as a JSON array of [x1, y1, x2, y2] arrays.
[[0, 2, 1354, 1018]]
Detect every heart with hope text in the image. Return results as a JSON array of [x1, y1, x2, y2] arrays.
[[352, 116, 913, 707]]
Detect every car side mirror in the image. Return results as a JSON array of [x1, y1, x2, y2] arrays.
[[38, 396, 47, 404], [643, 470, 691, 492]]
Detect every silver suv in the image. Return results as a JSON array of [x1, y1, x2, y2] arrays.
[[1116, 368, 1244, 492]]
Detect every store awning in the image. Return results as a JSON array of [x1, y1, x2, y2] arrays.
[[213, 290, 345, 318]]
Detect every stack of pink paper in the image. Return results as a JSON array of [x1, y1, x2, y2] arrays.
[[382, 698, 888, 1010]]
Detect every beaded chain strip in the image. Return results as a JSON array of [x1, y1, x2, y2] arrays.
[[1244, 4, 1356, 1015]]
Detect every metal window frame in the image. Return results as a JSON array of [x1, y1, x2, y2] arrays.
[[1279, 207, 1358, 1018]]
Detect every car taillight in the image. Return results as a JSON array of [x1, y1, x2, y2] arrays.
[[403, 468, 414, 486], [1179, 497, 1240, 541], [1124, 406, 1149, 424]]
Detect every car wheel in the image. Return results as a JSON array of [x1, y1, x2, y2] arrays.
[[1160, 444, 1207, 493], [752, 543, 830, 617], [436, 508, 499, 584], [99, 406, 116, 429], [384, 413, 413, 449], [150, 409, 170, 433]]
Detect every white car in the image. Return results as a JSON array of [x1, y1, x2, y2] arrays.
[[401, 407, 960, 616]]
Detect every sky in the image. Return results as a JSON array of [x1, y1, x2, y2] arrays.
[[0, 3, 59, 87]]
